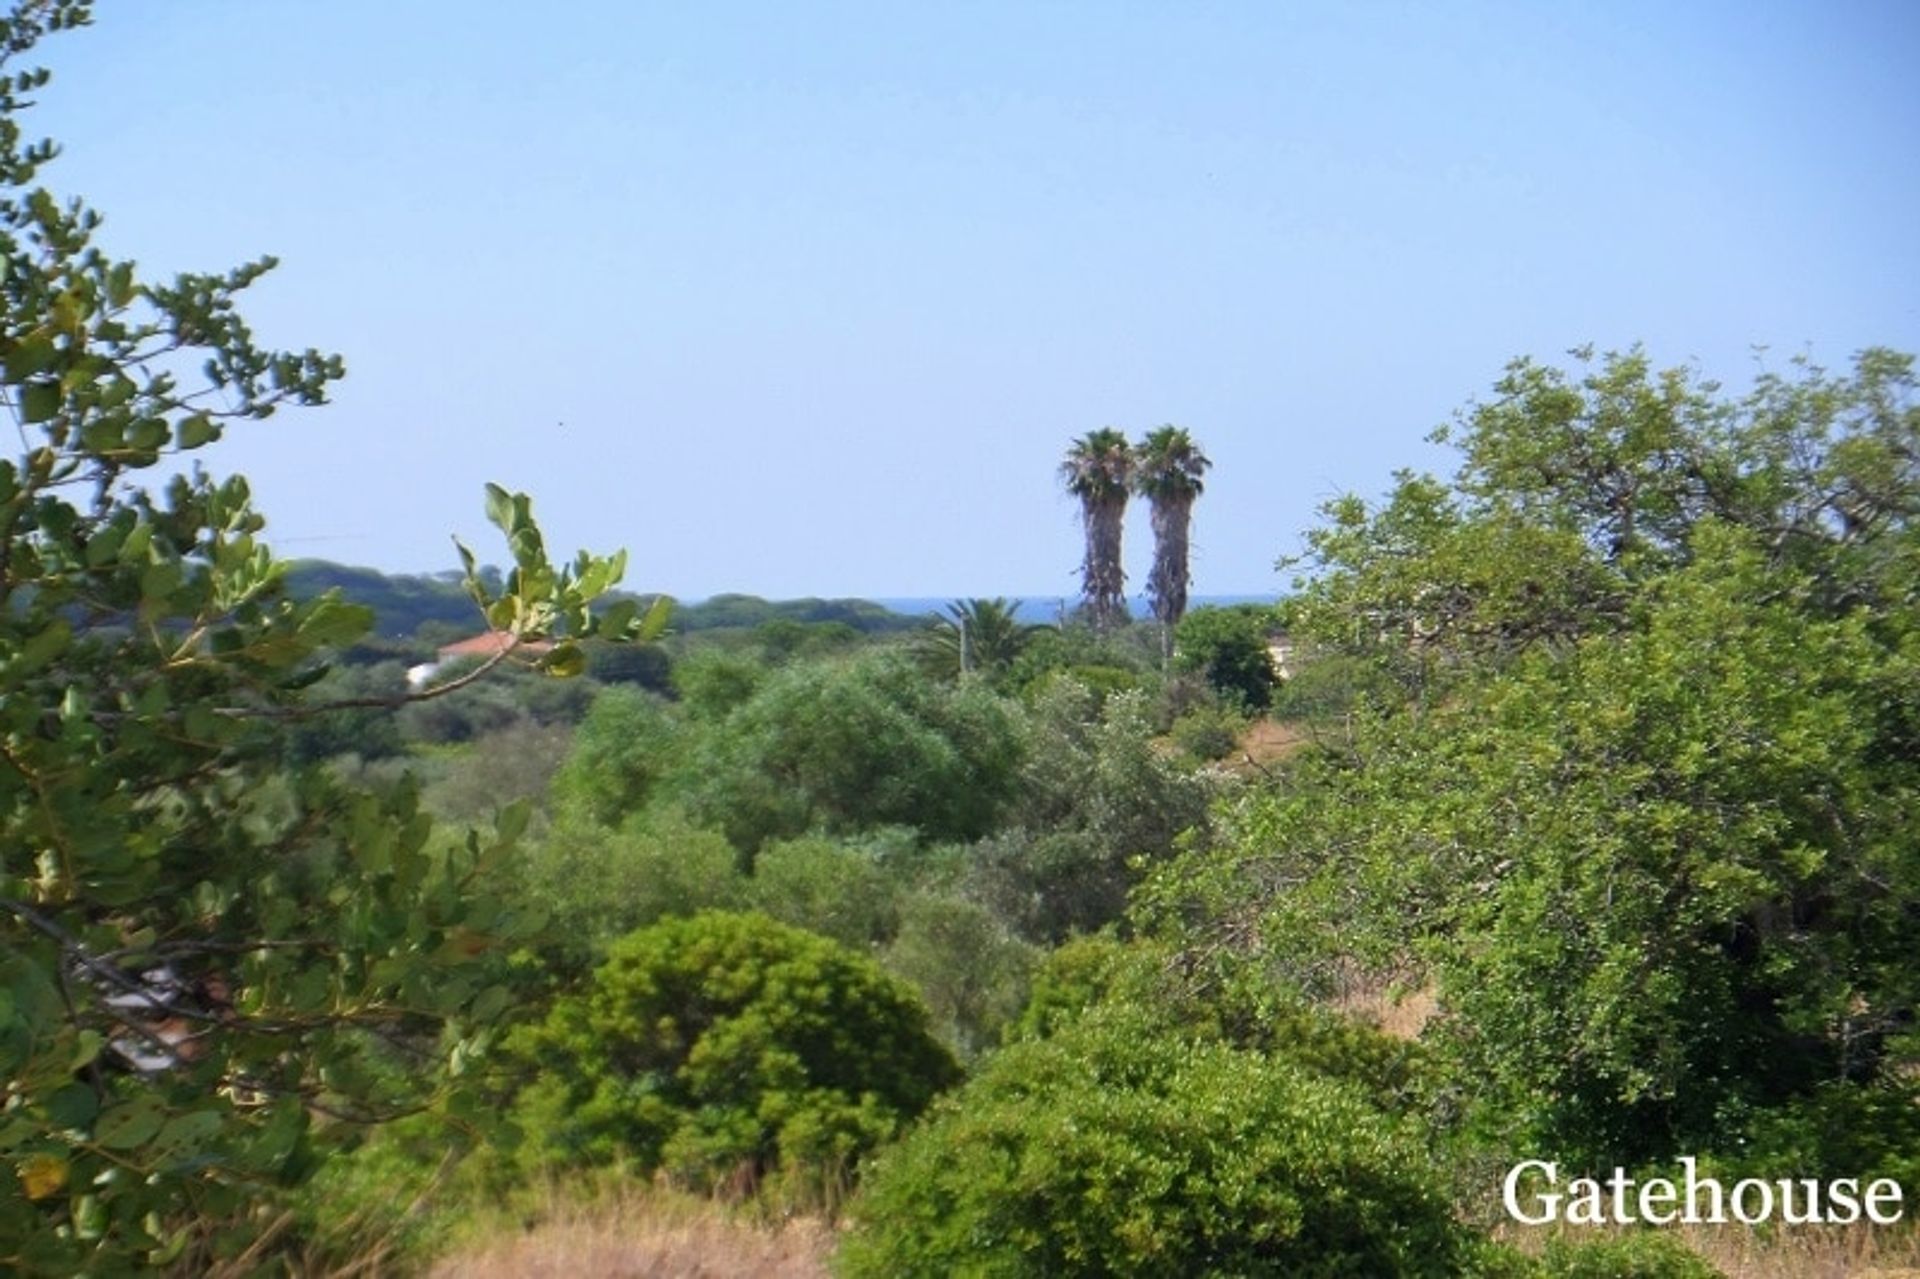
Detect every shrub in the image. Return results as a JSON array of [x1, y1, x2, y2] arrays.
[[549, 686, 681, 826], [882, 892, 1037, 1059], [517, 807, 747, 970], [1541, 1233, 1724, 1279], [1170, 703, 1246, 762], [670, 647, 768, 719], [683, 653, 1025, 853], [968, 683, 1214, 942], [508, 912, 958, 1206], [1174, 604, 1278, 709], [839, 1009, 1492, 1278], [1012, 938, 1434, 1117], [748, 836, 900, 949]]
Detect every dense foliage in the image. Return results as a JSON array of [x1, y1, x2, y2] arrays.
[[0, 8, 653, 1269], [839, 1008, 1506, 1279], [508, 912, 958, 1203], [6, 10, 1908, 1273], [1173, 603, 1278, 709], [1148, 346, 1920, 1180]]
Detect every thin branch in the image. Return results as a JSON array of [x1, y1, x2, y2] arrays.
[[212, 629, 526, 721]]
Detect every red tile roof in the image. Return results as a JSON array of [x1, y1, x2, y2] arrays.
[[435, 631, 554, 661]]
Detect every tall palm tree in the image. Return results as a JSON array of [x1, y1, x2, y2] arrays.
[[1133, 425, 1211, 654], [1060, 428, 1134, 630]]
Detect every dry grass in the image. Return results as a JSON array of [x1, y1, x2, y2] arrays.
[[1500, 1222, 1920, 1279], [1228, 717, 1309, 776], [1331, 978, 1438, 1041], [425, 1183, 834, 1279]]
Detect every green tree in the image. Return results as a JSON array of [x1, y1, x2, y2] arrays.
[[1173, 603, 1278, 710], [548, 685, 681, 825], [0, 9, 653, 1269], [881, 891, 1036, 1058], [508, 912, 958, 1205], [669, 645, 767, 719], [1133, 424, 1211, 656], [747, 834, 901, 950], [839, 1008, 1508, 1278], [1060, 427, 1134, 630], [517, 807, 746, 974], [1150, 347, 1920, 1175], [968, 680, 1215, 941], [1284, 345, 1920, 700], [682, 653, 1024, 854], [913, 596, 1049, 683]]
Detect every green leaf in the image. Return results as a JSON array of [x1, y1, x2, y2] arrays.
[[46, 1082, 99, 1129], [544, 642, 586, 678], [128, 416, 169, 451], [9, 618, 71, 679], [638, 594, 673, 642], [94, 1099, 166, 1150], [494, 798, 531, 848], [176, 413, 218, 449], [484, 482, 514, 534], [70, 1030, 103, 1071], [469, 985, 513, 1023], [106, 261, 136, 308], [150, 1110, 223, 1160], [596, 597, 638, 638], [5, 333, 57, 380], [21, 380, 60, 423], [298, 598, 375, 647]]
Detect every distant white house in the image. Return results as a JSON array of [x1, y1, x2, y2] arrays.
[[1266, 631, 1295, 680], [406, 631, 554, 691]]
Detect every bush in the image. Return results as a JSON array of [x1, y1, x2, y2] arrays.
[[420, 719, 574, 823], [1541, 1234, 1724, 1279], [508, 912, 959, 1206], [839, 1009, 1495, 1278], [549, 686, 681, 825], [749, 836, 901, 949], [1012, 937, 1434, 1117], [671, 647, 768, 719], [967, 682, 1214, 942], [517, 808, 747, 970], [682, 653, 1025, 853], [882, 892, 1036, 1059], [1170, 703, 1246, 762], [1174, 604, 1278, 710]]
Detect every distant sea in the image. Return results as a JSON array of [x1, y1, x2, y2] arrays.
[[870, 595, 1276, 624]]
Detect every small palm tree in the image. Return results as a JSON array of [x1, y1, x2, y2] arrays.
[[1133, 425, 1210, 657], [1060, 428, 1134, 630], [916, 598, 1049, 681]]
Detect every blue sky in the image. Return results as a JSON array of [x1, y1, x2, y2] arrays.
[[33, 1, 1920, 597]]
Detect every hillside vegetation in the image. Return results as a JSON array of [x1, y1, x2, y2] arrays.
[[3, 7, 1917, 1276]]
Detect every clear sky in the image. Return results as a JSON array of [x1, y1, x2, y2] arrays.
[[31, 1, 1920, 598]]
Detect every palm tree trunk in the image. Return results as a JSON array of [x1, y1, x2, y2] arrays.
[[1147, 492, 1193, 635], [1082, 493, 1127, 630]]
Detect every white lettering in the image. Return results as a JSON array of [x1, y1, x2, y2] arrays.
[[1777, 1178, 1822, 1226], [1503, 1160, 1559, 1226], [1682, 1157, 1725, 1224], [1638, 1177, 1677, 1225], [1829, 1178, 1861, 1225], [1500, 1158, 1898, 1226], [1866, 1179, 1905, 1225], [1566, 1177, 1606, 1225], [1731, 1178, 1774, 1225]]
